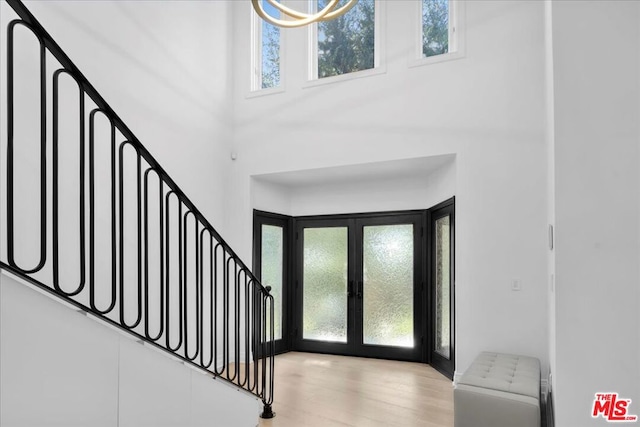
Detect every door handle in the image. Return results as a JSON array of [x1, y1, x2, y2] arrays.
[[348, 280, 354, 298], [356, 281, 363, 299]]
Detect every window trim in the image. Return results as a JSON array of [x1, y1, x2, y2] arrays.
[[409, 0, 465, 69], [249, 2, 284, 95], [305, 0, 386, 87]]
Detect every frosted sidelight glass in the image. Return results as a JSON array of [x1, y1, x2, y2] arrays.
[[435, 216, 451, 359], [303, 227, 348, 342], [261, 225, 283, 340], [363, 225, 414, 347]]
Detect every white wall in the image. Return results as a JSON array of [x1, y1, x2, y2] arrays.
[[251, 155, 456, 217], [20, 0, 233, 227], [551, 1, 640, 425], [0, 272, 260, 427], [230, 0, 549, 378]]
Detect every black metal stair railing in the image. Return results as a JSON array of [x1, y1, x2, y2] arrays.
[[0, 0, 275, 418]]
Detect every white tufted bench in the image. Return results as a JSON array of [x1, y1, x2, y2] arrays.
[[454, 352, 541, 427]]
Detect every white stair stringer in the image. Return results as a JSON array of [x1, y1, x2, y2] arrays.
[[0, 270, 261, 427]]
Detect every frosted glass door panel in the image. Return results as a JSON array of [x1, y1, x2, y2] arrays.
[[362, 225, 414, 347], [261, 224, 283, 341], [302, 227, 348, 343], [435, 216, 451, 359]]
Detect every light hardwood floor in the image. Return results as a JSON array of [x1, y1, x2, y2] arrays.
[[258, 352, 454, 427]]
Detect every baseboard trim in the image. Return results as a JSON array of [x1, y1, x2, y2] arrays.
[[453, 371, 463, 385]]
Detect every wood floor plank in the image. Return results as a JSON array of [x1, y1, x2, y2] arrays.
[[259, 352, 454, 427]]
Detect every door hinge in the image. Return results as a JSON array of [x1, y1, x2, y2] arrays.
[[421, 227, 424, 237], [296, 231, 299, 240]]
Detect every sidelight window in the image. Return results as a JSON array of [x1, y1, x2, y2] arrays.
[[251, 0, 281, 91]]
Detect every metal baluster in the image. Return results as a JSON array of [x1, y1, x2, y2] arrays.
[[183, 211, 200, 362], [143, 168, 164, 341], [118, 141, 143, 329], [213, 242, 223, 376], [89, 109, 117, 314], [165, 191, 183, 352], [6, 20, 47, 274], [199, 228, 213, 369], [52, 69, 85, 297]]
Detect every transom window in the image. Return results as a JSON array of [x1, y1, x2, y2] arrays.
[[422, 0, 449, 58], [311, 0, 378, 80], [250, 1, 462, 91], [418, 0, 460, 62], [251, 0, 281, 91]]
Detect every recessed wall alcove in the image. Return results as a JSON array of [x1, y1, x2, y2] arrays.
[[250, 154, 456, 217]]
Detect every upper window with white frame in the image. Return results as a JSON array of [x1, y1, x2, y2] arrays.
[[420, 0, 459, 61], [251, 0, 281, 91], [310, 0, 378, 80]]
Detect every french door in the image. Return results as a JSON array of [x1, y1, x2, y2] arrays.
[[253, 200, 455, 377], [294, 214, 424, 362]]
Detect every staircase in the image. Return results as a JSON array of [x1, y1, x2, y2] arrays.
[[0, 0, 275, 423]]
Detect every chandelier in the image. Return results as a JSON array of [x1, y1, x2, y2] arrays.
[[251, 0, 359, 28]]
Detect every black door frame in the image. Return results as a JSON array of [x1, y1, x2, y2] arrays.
[[252, 210, 293, 355], [428, 198, 455, 379], [253, 199, 455, 372], [292, 217, 355, 356], [353, 213, 426, 361], [291, 212, 426, 362]]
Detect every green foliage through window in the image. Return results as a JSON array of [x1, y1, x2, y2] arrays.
[[261, 1, 280, 88], [422, 0, 449, 58], [317, 0, 375, 79]]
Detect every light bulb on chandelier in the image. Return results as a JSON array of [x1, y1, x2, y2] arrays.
[[251, 0, 359, 28]]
